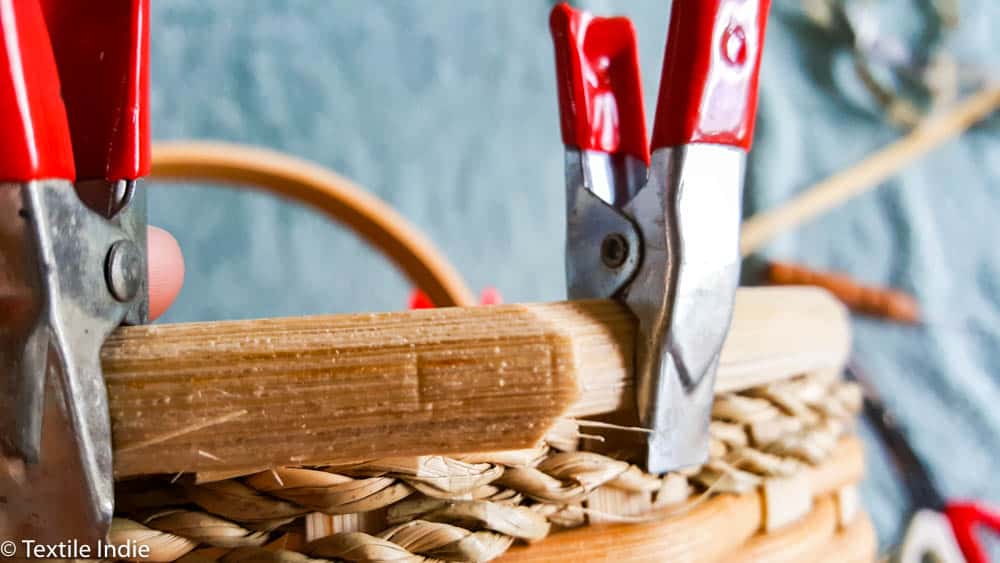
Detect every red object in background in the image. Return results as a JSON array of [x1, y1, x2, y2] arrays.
[[408, 289, 436, 310], [549, 3, 649, 164], [478, 287, 503, 306], [851, 363, 1000, 563], [39, 0, 150, 181], [650, 0, 770, 151], [0, 0, 75, 181], [409, 287, 503, 309], [945, 502, 1000, 563], [0, 0, 150, 183]]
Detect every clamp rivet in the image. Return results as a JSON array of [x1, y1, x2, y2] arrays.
[[105, 240, 142, 302], [601, 233, 629, 269]]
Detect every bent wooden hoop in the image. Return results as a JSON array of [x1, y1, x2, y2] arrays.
[[150, 141, 478, 307]]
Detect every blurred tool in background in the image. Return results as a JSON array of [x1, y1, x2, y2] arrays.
[[802, 0, 992, 127], [848, 363, 1000, 563], [744, 4, 999, 555]]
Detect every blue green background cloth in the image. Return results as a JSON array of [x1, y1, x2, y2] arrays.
[[147, 0, 1000, 552]]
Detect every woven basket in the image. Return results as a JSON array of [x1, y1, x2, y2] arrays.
[[106, 143, 875, 563]]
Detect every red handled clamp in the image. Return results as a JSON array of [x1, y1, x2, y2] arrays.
[[550, 0, 770, 472], [848, 364, 1000, 563], [0, 0, 150, 547]]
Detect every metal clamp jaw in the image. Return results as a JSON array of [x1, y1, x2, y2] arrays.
[[0, 0, 151, 546], [564, 150, 644, 299], [566, 146, 746, 474], [553, 4, 648, 302], [551, 0, 770, 473], [1, 179, 147, 545], [622, 145, 744, 473]]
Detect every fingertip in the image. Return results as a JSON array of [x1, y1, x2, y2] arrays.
[[147, 226, 184, 320]]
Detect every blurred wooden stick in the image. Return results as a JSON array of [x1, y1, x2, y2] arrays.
[[741, 86, 1000, 256], [765, 260, 920, 324]]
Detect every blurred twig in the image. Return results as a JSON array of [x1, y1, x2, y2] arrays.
[[740, 86, 1000, 256], [764, 260, 920, 324], [804, 0, 974, 128]]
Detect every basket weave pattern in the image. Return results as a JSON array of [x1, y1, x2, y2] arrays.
[[109, 373, 863, 562]]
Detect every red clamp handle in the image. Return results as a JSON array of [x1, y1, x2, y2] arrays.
[[650, 0, 771, 151], [946, 501, 1000, 563], [549, 3, 649, 165], [0, 0, 75, 181], [40, 0, 150, 181]]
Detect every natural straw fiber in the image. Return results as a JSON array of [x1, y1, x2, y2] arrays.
[[108, 373, 864, 562]]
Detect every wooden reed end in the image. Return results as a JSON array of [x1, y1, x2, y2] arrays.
[[104, 287, 850, 477]]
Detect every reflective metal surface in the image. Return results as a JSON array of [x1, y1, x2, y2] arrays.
[[622, 144, 745, 473], [75, 179, 148, 325], [0, 179, 147, 545], [565, 149, 644, 299]]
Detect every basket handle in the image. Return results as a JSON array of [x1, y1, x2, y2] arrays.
[[149, 141, 477, 308]]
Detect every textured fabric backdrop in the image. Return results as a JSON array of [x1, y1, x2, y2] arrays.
[[147, 0, 1000, 553]]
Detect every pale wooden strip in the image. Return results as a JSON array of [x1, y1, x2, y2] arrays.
[[761, 473, 813, 532], [104, 287, 849, 477], [500, 492, 762, 563], [105, 302, 596, 477], [730, 495, 838, 563], [836, 484, 861, 528], [815, 510, 878, 563], [715, 287, 850, 394]]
